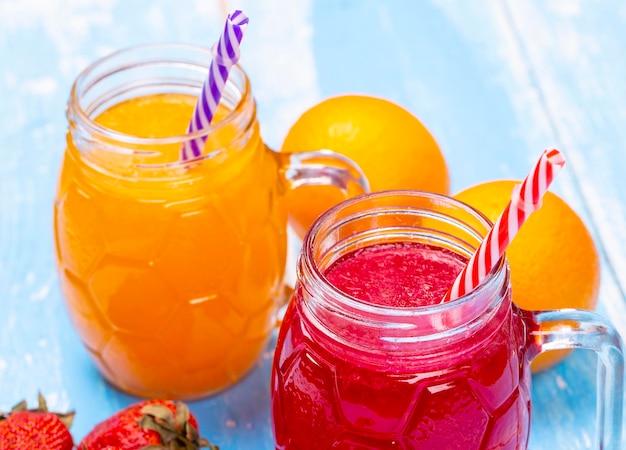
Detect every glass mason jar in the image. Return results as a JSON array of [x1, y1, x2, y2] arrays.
[[272, 190, 624, 449], [53, 43, 368, 399]]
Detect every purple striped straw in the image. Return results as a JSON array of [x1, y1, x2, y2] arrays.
[[182, 10, 249, 160]]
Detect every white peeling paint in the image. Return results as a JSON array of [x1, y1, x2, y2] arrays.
[[44, 389, 70, 412], [3, 71, 17, 89], [582, 431, 592, 448], [0, 0, 116, 46], [45, 391, 59, 407], [20, 76, 58, 96], [0, 0, 117, 78], [547, 0, 582, 18], [145, 5, 166, 31], [555, 374, 568, 390], [30, 283, 51, 301], [94, 45, 118, 59]]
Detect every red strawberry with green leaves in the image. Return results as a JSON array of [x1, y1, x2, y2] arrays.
[[0, 392, 75, 450], [79, 399, 218, 450]]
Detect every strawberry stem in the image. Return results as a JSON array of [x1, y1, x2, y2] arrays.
[[139, 403, 219, 449], [1, 391, 75, 429]]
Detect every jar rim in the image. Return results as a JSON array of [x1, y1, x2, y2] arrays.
[[68, 43, 252, 149], [300, 190, 507, 320]]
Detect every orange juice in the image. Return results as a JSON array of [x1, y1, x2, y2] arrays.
[[55, 86, 287, 398]]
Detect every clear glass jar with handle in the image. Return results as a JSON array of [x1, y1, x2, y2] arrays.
[[54, 43, 368, 399], [272, 190, 623, 450]]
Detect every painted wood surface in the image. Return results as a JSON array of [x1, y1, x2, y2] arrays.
[[1, 0, 625, 448]]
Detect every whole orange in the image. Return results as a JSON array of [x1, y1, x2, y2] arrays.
[[280, 94, 449, 237], [454, 180, 600, 372]]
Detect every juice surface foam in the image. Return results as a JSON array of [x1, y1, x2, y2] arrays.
[[324, 241, 466, 307]]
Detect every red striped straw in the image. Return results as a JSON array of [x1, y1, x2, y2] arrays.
[[441, 148, 566, 303], [181, 10, 249, 160]]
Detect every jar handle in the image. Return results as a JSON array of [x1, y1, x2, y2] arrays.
[[527, 308, 624, 449], [276, 148, 370, 197], [271, 148, 369, 322]]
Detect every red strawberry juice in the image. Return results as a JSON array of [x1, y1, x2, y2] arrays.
[[272, 241, 532, 449]]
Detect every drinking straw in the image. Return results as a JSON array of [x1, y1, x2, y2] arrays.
[[442, 148, 566, 303], [181, 10, 249, 160]]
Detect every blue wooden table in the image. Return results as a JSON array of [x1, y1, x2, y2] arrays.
[[2, 1, 626, 448]]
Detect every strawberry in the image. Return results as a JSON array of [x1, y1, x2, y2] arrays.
[[0, 392, 75, 450], [79, 399, 218, 450]]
